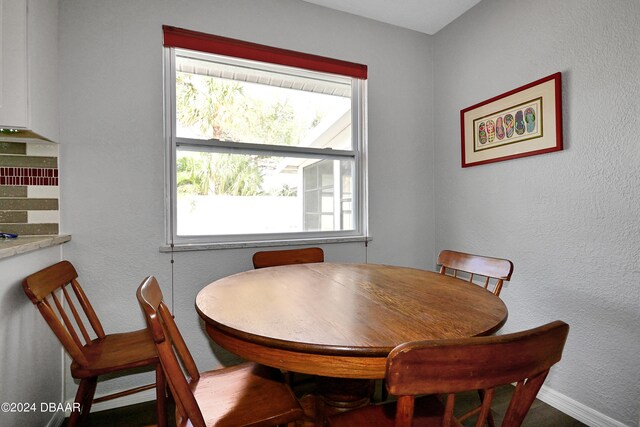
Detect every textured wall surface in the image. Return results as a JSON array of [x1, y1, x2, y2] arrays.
[[52, 0, 639, 424], [433, 0, 640, 425], [58, 0, 434, 397], [0, 246, 63, 426]]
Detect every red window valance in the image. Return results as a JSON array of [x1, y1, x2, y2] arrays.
[[163, 25, 367, 79]]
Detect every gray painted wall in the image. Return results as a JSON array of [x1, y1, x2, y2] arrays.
[[433, 0, 640, 425], [0, 247, 64, 426], [10, 0, 632, 425], [58, 0, 433, 398]]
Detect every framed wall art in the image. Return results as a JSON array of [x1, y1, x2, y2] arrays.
[[460, 72, 563, 167]]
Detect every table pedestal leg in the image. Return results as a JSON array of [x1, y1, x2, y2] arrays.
[[297, 377, 373, 426], [318, 377, 373, 412]]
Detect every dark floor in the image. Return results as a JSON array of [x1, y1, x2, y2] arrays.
[[454, 386, 585, 427], [63, 381, 586, 426]]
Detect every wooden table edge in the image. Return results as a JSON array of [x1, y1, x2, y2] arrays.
[[206, 325, 388, 379]]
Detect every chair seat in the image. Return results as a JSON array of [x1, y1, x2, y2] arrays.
[[328, 395, 460, 427], [186, 362, 303, 427], [70, 329, 159, 378], [24, 261, 167, 427]]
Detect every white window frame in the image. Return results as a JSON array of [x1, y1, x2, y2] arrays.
[[163, 47, 369, 249]]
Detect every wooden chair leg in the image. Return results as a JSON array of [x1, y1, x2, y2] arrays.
[[379, 379, 389, 402], [67, 381, 85, 427], [478, 389, 495, 427], [68, 377, 97, 427], [457, 389, 496, 427], [81, 377, 98, 425], [282, 370, 293, 385], [156, 364, 167, 427]]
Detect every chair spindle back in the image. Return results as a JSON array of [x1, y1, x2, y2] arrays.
[[252, 247, 324, 269], [23, 261, 106, 367], [386, 321, 569, 427], [136, 276, 204, 427], [437, 250, 513, 296]]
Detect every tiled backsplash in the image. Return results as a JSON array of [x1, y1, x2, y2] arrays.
[[0, 142, 59, 235]]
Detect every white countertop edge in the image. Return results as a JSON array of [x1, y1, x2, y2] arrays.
[[0, 235, 72, 260], [160, 236, 372, 252]]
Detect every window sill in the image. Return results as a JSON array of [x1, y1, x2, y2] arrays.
[[0, 234, 71, 260], [160, 235, 371, 252]]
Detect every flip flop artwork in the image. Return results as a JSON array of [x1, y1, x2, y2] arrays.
[[460, 72, 563, 167], [504, 114, 515, 138], [525, 107, 536, 133], [478, 122, 487, 144], [495, 116, 505, 140], [515, 110, 525, 135], [486, 120, 495, 143]]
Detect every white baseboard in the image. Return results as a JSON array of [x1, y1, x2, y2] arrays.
[[45, 411, 66, 427], [63, 388, 156, 416], [91, 389, 157, 413], [537, 385, 630, 427]]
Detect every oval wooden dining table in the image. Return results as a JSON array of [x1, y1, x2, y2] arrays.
[[195, 263, 508, 424]]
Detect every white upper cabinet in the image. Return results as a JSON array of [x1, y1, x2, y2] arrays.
[[0, 0, 28, 129], [0, 0, 58, 142]]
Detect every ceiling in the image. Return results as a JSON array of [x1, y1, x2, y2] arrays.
[[300, 0, 482, 35]]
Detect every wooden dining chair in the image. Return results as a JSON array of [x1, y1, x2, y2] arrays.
[[437, 250, 514, 296], [22, 261, 166, 427], [435, 250, 514, 425], [380, 250, 513, 406], [136, 276, 304, 427], [252, 247, 324, 269], [328, 321, 569, 427], [252, 246, 325, 389]]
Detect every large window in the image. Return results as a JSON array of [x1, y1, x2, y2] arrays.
[[163, 27, 368, 246]]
